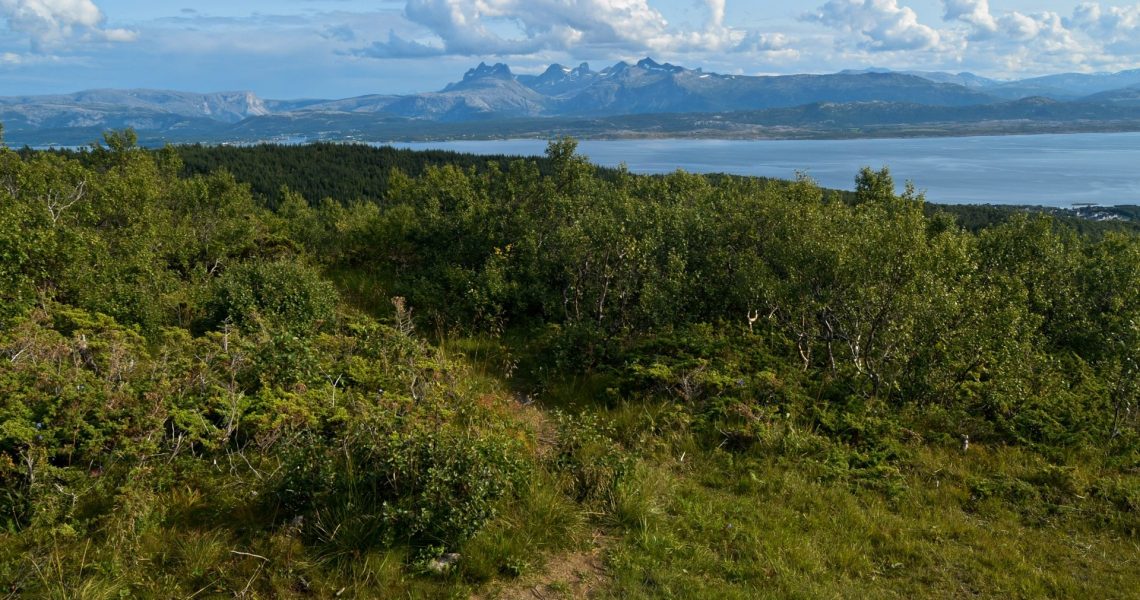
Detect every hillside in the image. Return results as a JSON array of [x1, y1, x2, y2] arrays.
[[1, 136, 1137, 597]]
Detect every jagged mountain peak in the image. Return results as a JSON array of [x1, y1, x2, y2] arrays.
[[442, 62, 522, 93], [536, 62, 594, 80], [550, 62, 592, 74], [602, 61, 632, 75], [462, 62, 514, 82], [635, 57, 685, 73], [540, 63, 568, 77]]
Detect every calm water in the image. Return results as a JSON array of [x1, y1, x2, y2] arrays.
[[387, 133, 1140, 207]]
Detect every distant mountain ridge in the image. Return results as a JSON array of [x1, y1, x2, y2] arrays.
[[6, 58, 1140, 146], [0, 89, 267, 125], [313, 58, 1000, 120], [988, 69, 1140, 101], [1081, 85, 1140, 107]]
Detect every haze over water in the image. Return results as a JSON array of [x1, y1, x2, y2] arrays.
[[389, 132, 1140, 207]]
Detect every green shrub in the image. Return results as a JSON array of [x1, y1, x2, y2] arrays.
[[276, 417, 530, 557], [204, 259, 338, 335], [549, 411, 632, 505], [529, 323, 619, 375]]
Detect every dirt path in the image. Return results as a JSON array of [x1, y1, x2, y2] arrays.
[[472, 532, 611, 600]]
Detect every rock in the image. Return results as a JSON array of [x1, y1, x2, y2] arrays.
[[427, 553, 461, 574]]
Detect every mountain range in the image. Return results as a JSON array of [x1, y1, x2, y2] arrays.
[[5, 58, 1140, 146]]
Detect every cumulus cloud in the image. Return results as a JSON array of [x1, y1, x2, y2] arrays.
[[1068, 2, 1140, 32], [0, 0, 137, 52], [804, 0, 941, 51], [1067, 2, 1140, 51], [1013, 12, 1081, 51], [707, 0, 726, 29], [939, 0, 1093, 69], [787, 0, 1140, 74], [952, 1, 1095, 45], [733, 31, 800, 61], [355, 0, 746, 58], [358, 29, 445, 57], [1000, 12, 1047, 41], [943, 0, 997, 37], [735, 31, 788, 52]]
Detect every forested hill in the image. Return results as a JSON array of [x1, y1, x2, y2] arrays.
[[1, 133, 1138, 597], [167, 141, 1139, 235], [175, 143, 562, 208]]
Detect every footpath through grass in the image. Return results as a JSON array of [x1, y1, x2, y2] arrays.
[[449, 341, 1140, 600]]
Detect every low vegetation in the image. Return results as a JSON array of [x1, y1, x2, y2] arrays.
[[1, 127, 1137, 597]]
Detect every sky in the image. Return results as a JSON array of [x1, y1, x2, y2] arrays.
[[3, 0, 1140, 98]]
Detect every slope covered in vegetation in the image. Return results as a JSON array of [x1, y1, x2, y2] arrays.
[[1, 130, 1137, 597]]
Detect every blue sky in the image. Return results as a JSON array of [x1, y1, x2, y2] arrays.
[[3, 1, 1140, 98]]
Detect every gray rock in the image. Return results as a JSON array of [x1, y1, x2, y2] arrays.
[[427, 553, 461, 574]]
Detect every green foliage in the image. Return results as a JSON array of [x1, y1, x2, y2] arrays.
[[204, 259, 339, 335], [277, 421, 530, 556], [549, 411, 632, 505], [459, 471, 586, 581], [174, 142, 589, 209], [2, 136, 1139, 597]]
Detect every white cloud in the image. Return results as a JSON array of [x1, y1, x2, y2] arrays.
[[733, 31, 800, 62], [1068, 2, 1140, 34], [100, 27, 135, 42], [999, 12, 1046, 41], [359, 29, 445, 57], [735, 31, 788, 52], [356, 0, 745, 58], [805, 0, 941, 52], [1008, 12, 1079, 51], [0, 0, 137, 52], [938, 1, 1097, 71], [1066, 2, 1140, 53], [707, 0, 726, 29], [943, 0, 997, 37]]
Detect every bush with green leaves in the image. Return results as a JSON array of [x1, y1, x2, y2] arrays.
[[204, 259, 339, 335], [549, 411, 632, 505], [275, 414, 531, 556]]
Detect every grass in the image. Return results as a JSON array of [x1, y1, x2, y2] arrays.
[[424, 343, 1140, 599], [462, 471, 589, 582], [598, 440, 1140, 599], [4, 335, 1138, 599], [3, 468, 589, 598]]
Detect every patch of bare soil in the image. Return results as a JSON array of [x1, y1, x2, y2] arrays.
[[473, 532, 610, 600]]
